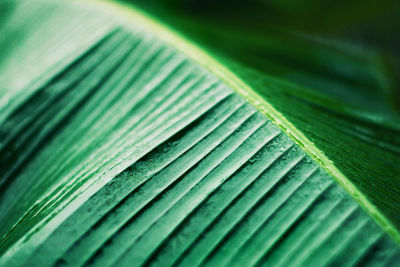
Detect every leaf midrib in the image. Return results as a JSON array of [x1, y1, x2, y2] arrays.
[[83, 0, 400, 245]]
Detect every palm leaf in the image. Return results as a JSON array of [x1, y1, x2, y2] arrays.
[[0, 0, 399, 266]]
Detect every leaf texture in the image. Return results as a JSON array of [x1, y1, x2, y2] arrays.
[[0, 0, 399, 266], [121, 0, 400, 226]]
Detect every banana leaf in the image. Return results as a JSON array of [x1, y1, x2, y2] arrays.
[[0, 0, 399, 266]]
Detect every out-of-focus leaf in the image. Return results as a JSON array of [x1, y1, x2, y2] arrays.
[[0, 0, 399, 266]]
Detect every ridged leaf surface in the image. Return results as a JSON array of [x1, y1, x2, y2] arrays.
[[0, 0, 399, 266]]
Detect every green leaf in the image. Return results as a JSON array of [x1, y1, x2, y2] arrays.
[[122, 0, 400, 230], [0, 0, 399, 266]]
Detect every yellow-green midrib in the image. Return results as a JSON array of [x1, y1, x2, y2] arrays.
[[0, 1, 399, 266]]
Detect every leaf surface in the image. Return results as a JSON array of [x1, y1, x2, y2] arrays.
[[0, 0, 399, 266]]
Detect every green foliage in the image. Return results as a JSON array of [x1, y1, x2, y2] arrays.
[[0, 0, 399, 266], [122, 0, 400, 227]]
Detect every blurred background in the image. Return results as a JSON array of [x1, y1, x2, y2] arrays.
[[121, 0, 400, 117]]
